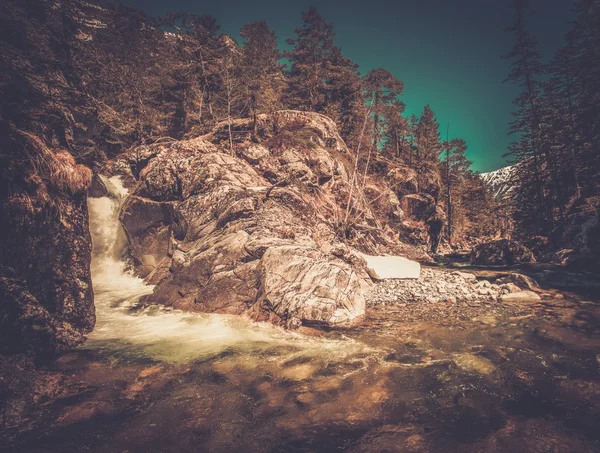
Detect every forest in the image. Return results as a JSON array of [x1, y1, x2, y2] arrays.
[[3, 0, 598, 260], [1, 0, 512, 252]]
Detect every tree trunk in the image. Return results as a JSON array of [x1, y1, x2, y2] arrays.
[[372, 91, 379, 154], [251, 92, 258, 141], [446, 124, 452, 244]]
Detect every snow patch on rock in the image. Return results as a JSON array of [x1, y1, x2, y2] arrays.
[[480, 165, 516, 201], [361, 254, 421, 280]]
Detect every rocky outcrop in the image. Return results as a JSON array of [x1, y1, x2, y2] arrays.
[[0, 130, 95, 358], [387, 166, 419, 197], [111, 111, 430, 326], [470, 239, 536, 266], [553, 210, 600, 268], [0, 129, 96, 441]]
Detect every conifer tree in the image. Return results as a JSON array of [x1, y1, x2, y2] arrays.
[[406, 114, 419, 167], [504, 0, 553, 235], [381, 103, 409, 161], [568, 0, 600, 194], [239, 21, 285, 138], [441, 138, 471, 242], [164, 13, 224, 135], [544, 39, 582, 208], [284, 7, 362, 137], [362, 68, 405, 155], [415, 105, 442, 175]]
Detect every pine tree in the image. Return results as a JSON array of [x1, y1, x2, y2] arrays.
[[215, 35, 246, 153], [544, 39, 582, 208], [381, 103, 409, 161], [568, 0, 600, 195], [441, 138, 472, 242], [239, 21, 285, 138], [362, 68, 405, 155], [163, 13, 224, 135], [406, 114, 419, 167], [323, 52, 363, 144], [415, 105, 442, 175], [504, 0, 554, 235], [284, 7, 336, 112], [284, 7, 362, 136]]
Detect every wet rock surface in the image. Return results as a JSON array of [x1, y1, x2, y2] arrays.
[[2, 267, 598, 453], [111, 111, 432, 327], [0, 139, 95, 358]]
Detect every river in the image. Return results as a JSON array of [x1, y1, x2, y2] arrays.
[[3, 177, 599, 452]]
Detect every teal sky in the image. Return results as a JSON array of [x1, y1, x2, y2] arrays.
[[121, 0, 573, 172]]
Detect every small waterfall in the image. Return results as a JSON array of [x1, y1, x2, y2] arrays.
[[88, 175, 154, 310], [85, 176, 380, 364]]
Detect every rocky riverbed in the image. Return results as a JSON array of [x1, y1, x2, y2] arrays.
[[2, 261, 599, 453], [367, 267, 541, 306]]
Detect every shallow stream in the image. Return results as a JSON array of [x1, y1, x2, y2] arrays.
[[3, 178, 599, 452]]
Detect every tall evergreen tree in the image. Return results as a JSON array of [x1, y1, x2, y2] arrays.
[[568, 0, 600, 194], [284, 7, 362, 136], [504, 0, 553, 235], [163, 13, 224, 136], [239, 21, 285, 138], [415, 105, 442, 173], [441, 138, 472, 242], [381, 103, 409, 161], [544, 39, 582, 208], [406, 114, 419, 167], [362, 68, 404, 155]]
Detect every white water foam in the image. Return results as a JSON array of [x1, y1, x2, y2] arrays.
[[85, 176, 379, 364]]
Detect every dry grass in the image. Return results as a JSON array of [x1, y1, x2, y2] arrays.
[[266, 120, 319, 153], [16, 128, 92, 195], [46, 150, 92, 194]]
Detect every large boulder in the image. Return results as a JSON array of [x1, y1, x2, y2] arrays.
[[497, 273, 539, 291], [470, 239, 536, 266], [115, 111, 395, 327], [259, 246, 368, 326], [120, 196, 174, 278], [0, 133, 95, 357]]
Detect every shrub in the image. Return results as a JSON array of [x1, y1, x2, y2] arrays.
[[266, 120, 319, 153]]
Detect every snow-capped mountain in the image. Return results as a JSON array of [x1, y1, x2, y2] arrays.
[[480, 165, 516, 201]]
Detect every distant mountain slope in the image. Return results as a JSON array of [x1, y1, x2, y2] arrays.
[[480, 165, 516, 201]]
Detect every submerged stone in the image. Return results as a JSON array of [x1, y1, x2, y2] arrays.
[[453, 353, 497, 376], [500, 291, 541, 304]]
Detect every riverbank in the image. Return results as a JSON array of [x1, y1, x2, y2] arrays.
[[2, 263, 599, 452]]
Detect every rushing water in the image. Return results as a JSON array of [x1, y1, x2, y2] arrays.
[[85, 177, 379, 364], [2, 178, 599, 452]]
